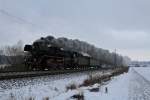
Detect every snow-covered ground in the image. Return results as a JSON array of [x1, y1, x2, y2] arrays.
[[0, 67, 150, 100], [0, 70, 108, 100], [53, 67, 150, 100], [129, 67, 150, 100], [133, 67, 150, 81], [53, 70, 130, 100], [0, 64, 10, 69]]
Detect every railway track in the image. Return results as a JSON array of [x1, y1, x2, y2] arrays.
[[0, 68, 103, 80], [0, 67, 128, 80]]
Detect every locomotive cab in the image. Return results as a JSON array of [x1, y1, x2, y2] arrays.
[[24, 45, 32, 51]]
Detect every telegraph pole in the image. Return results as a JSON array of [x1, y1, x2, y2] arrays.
[[114, 49, 117, 68]]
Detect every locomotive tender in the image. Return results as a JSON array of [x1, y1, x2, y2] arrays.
[[24, 38, 101, 70]]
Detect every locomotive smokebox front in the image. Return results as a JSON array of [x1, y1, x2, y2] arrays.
[[24, 45, 32, 51]]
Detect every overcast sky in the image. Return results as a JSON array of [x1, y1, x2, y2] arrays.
[[0, 0, 150, 61]]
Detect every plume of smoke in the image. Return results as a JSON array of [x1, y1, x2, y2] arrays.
[[34, 35, 131, 67]]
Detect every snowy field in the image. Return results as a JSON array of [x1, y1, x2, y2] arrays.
[[53, 70, 130, 100], [0, 70, 108, 100], [133, 67, 150, 81], [53, 67, 150, 100], [0, 64, 10, 69], [0, 67, 150, 100]]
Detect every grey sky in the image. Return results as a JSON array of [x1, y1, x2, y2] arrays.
[[0, 0, 150, 61]]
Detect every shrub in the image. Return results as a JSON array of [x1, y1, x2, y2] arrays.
[[66, 83, 78, 91]]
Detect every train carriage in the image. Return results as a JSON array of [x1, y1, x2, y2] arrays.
[[76, 56, 90, 69], [90, 58, 101, 69]]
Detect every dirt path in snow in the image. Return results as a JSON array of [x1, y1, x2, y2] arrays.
[[129, 68, 150, 100]]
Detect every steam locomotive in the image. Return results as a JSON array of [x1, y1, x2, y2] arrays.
[[24, 38, 102, 70]]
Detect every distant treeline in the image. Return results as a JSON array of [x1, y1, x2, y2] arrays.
[[0, 40, 24, 65], [34, 35, 131, 66], [0, 55, 11, 64], [0, 55, 24, 65]]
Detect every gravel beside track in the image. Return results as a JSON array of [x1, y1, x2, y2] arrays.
[[0, 69, 102, 80]]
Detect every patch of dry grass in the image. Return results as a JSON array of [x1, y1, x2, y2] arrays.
[[71, 89, 84, 100], [28, 97, 35, 100], [43, 97, 49, 100], [66, 82, 78, 91]]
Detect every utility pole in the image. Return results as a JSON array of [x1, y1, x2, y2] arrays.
[[114, 49, 117, 68]]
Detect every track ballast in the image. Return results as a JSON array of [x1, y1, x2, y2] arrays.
[[0, 68, 102, 80]]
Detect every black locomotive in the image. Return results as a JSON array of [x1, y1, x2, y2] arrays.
[[24, 38, 102, 70]]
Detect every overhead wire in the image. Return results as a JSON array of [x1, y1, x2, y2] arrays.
[[0, 9, 45, 32]]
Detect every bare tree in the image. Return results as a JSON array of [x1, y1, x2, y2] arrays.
[[3, 40, 24, 65]]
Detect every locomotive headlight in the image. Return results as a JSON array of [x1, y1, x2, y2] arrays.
[[33, 58, 37, 62], [47, 44, 51, 47], [73, 54, 76, 57]]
